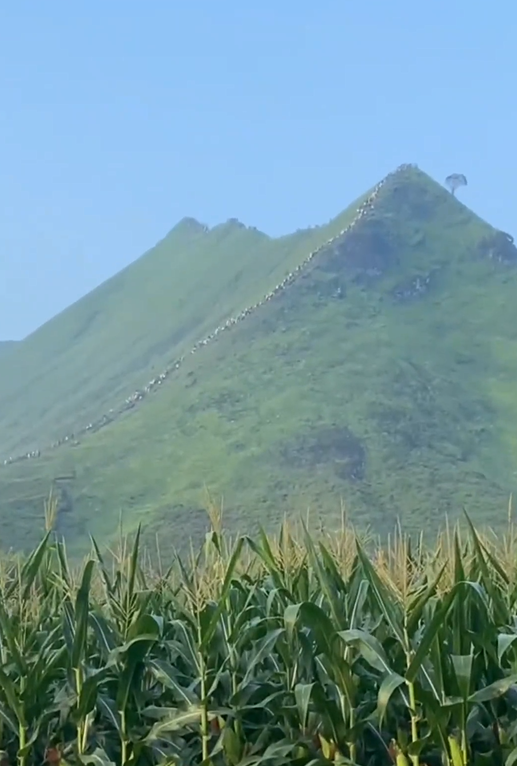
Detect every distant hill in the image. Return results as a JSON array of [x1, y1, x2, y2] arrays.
[[0, 341, 17, 357], [1, 164, 517, 555]]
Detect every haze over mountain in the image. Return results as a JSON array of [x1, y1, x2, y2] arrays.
[[1, 164, 516, 555], [0, 342, 17, 357]]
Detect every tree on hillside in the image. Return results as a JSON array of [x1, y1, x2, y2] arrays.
[[445, 173, 468, 196]]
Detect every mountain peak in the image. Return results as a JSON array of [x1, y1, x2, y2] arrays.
[[211, 218, 268, 237], [169, 216, 209, 237], [2, 163, 517, 555]]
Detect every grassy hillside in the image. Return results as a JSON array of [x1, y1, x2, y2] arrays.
[[1, 165, 517, 554], [0, 206, 368, 457]]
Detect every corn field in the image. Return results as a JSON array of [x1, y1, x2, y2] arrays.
[[3, 509, 517, 766]]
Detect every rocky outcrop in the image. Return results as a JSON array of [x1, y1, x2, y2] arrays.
[[323, 218, 399, 276], [391, 272, 434, 303], [479, 230, 517, 265]]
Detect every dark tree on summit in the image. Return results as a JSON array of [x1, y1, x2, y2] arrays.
[[445, 173, 467, 196]]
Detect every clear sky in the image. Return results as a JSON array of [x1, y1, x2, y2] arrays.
[[1, 0, 515, 340]]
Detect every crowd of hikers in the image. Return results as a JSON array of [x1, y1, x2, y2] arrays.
[[1, 164, 418, 468]]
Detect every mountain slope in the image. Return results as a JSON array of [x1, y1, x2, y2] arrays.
[[1, 164, 517, 554], [0, 342, 17, 357], [0, 202, 371, 458]]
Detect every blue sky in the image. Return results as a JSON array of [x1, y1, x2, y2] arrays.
[[1, 0, 515, 339]]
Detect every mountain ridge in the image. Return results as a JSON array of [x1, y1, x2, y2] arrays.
[[1, 163, 407, 467], [0, 190, 374, 459], [2, 163, 517, 555]]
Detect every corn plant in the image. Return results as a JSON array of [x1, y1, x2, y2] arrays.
[[1, 513, 517, 765]]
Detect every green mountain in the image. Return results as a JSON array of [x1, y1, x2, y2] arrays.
[[0, 210, 367, 458], [1, 164, 517, 555], [0, 341, 17, 357]]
